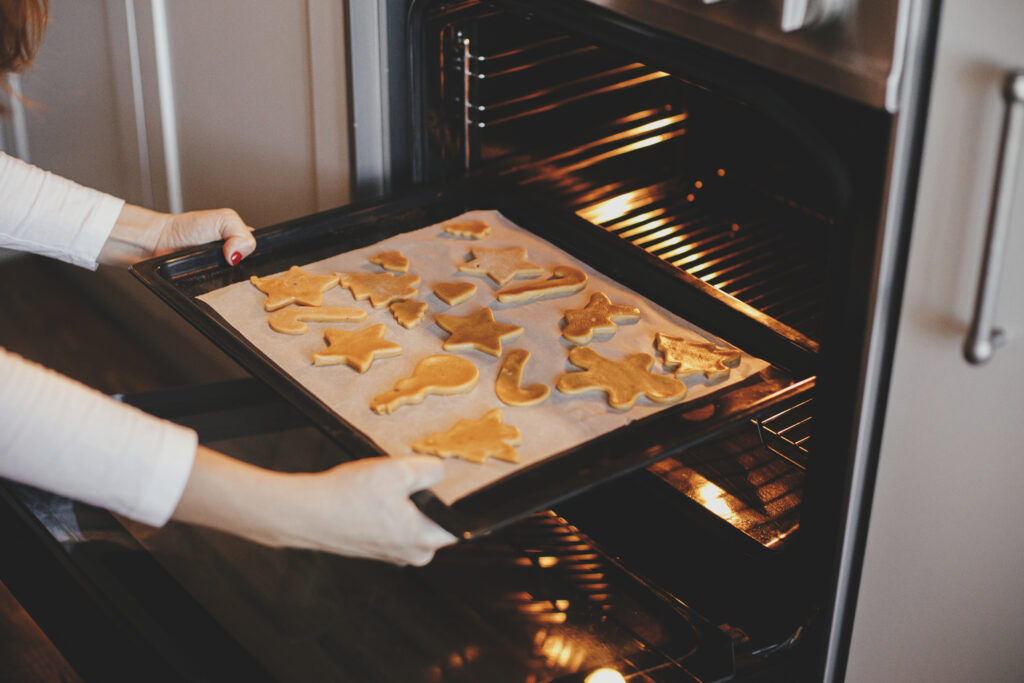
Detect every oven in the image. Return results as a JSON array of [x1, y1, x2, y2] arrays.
[[4, 0, 1024, 681]]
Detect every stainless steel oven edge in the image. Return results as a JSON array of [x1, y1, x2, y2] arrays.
[[821, 0, 937, 679]]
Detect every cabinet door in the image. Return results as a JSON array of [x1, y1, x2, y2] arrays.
[[846, 0, 1024, 680], [13, 0, 352, 228]]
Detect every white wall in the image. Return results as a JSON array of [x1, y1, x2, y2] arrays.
[[12, 0, 352, 228]]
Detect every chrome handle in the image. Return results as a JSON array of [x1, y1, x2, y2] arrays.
[[964, 72, 1024, 364]]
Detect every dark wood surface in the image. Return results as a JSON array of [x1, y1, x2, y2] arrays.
[[0, 254, 186, 682]]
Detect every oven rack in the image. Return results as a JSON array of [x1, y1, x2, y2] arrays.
[[753, 397, 813, 470]]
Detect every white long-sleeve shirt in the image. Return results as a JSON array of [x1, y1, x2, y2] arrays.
[[0, 153, 197, 526]]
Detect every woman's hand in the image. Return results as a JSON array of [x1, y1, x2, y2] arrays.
[[98, 203, 257, 268], [154, 208, 256, 266], [172, 447, 457, 566]]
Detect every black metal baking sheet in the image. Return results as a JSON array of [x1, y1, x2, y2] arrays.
[[132, 180, 814, 539]]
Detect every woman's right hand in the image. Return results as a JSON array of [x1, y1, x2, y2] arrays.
[[172, 448, 457, 566], [269, 456, 458, 565]]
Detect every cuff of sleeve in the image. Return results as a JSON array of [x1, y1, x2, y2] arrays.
[[124, 421, 198, 527], [67, 193, 125, 270]]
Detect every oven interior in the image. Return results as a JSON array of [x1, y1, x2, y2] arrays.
[[404, 0, 891, 672]]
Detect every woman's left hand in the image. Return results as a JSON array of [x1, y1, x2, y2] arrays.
[[155, 209, 257, 266], [98, 203, 257, 268]]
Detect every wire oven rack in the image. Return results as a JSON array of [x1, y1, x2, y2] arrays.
[[753, 397, 812, 470]]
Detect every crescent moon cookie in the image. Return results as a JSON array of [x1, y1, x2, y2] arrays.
[[412, 408, 521, 464], [495, 349, 550, 406], [339, 272, 421, 308], [250, 266, 339, 311], [495, 266, 588, 304], [556, 346, 687, 410], [436, 307, 524, 357], [268, 306, 367, 334], [390, 300, 429, 329], [443, 219, 491, 239], [369, 250, 410, 273], [433, 281, 477, 306], [562, 292, 641, 343], [458, 246, 544, 285], [370, 354, 479, 414], [655, 332, 742, 381], [311, 323, 402, 372]]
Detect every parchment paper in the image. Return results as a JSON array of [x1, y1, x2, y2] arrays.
[[198, 210, 769, 504]]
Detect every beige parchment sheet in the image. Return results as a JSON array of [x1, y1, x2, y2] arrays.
[[198, 210, 769, 504]]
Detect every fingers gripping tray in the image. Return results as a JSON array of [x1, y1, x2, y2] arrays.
[[132, 182, 813, 538]]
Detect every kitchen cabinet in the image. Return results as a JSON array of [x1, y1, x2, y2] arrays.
[[8, 0, 352, 228], [845, 0, 1024, 680]]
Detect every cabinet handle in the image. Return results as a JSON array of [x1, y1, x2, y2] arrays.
[[964, 71, 1024, 364]]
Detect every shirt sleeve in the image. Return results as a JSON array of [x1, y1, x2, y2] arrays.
[[0, 153, 125, 270], [0, 347, 198, 527]]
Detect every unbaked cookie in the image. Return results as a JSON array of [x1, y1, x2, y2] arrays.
[[556, 346, 686, 409], [390, 300, 429, 329], [433, 281, 477, 306], [339, 272, 421, 308], [369, 250, 410, 272], [250, 266, 339, 311], [443, 220, 491, 239], [655, 333, 742, 380], [562, 292, 641, 343], [496, 266, 588, 303], [268, 306, 367, 334], [458, 246, 544, 285], [412, 408, 521, 464], [495, 349, 550, 406], [311, 323, 401, 372], [370, 354, 479, 414], [436, 307, 524, 357]]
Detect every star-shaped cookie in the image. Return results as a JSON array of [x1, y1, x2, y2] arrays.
[[435, 307, 524, 357], [311, 324, 402, 372], [250, 266, 339, 311], [412, 408, 521, 464], [339, 272, 421, 308], [369, 250, 410, 272], [562, 292, 641, 343], [655, 333, 742, 380], [458, 246, 544, 285], [556, 346, 687, 409]]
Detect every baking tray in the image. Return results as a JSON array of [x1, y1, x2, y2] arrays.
[[132, 180, 815, 538]]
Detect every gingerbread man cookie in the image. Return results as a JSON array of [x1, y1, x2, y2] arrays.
[[495, 349, 550, 406], [556, 346, 686, 409], [311, 324, 401, 372], [389, 300, 429, 329], [562, 292, 641, 343], [655, 333, 742, 380], [433, 281, 477, 306], [370, 354, 479, 414], [458, 246, 544, 285], [268, 306, 367, 334], [250, 266, 339, 311], [369, 250, 410, 272], [436, 307, 524, 357], [339, 272, 421, 308], [443, 219, 491, 239], [412, 408, 521, 464], [496, 266, 588, 303]]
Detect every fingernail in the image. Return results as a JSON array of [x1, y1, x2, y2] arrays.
[[229, 251, 242, 266]]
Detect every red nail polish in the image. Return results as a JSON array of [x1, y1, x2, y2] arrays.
[[229, 251, 242, 266]]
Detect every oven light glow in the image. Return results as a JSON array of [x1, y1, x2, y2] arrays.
[[696, 481, 740, 523], [585, 668, 627, 683]]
